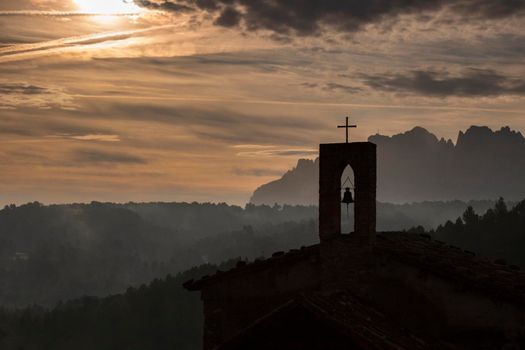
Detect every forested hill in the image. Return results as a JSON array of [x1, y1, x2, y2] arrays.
[[0, 201, 317, 307], [412, 198, 525, 267], [2, 199, 525, 350], [0, 200, 500, 307], [0, 259, 238, 350], [251, 126, 525, 205]]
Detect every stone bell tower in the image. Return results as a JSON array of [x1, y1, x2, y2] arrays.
[[319, 118, 376, 244]]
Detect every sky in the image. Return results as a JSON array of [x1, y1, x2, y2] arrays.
[[1, 0, 525, 206]]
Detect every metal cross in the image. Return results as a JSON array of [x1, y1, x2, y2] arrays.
[[337, 116, 357, 143]]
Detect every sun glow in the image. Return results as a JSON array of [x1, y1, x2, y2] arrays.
[[73, 0, 142, 15]]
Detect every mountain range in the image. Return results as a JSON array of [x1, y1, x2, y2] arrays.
[[250, 126, 525, 205]]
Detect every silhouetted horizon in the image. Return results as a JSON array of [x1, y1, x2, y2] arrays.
[[251, 125, 525, 205], [2, 1, 525, 348]]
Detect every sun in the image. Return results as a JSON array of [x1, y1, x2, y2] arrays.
[[74, 0, 142, 14]]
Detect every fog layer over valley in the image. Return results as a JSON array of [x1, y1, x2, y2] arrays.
[[1, 199, 525, 350], [0, 200, 499, 307]]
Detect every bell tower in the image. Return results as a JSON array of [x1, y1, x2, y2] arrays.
[[319, 118, 376, 244]]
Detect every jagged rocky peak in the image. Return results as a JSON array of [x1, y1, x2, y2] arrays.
[[370, 126, 431, 142], [457, 126, 494, 147], [295, 158, 317, 170], [250, 125, 525, 205], [280, 158, 318, 179], [405, 126, 436, 138], [249, 157, 319, 205], [439, 137, 454, 148], [369, 126, 453, 150], [456, 125, 525, 150]]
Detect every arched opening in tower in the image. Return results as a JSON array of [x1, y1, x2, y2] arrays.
[[340, 164, 355, 234]]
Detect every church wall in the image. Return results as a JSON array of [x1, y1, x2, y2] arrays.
[[218, 305, 360, 350], [200, 256, 321, 350]]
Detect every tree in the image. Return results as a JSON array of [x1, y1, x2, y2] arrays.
[[462, 206, 479, 226], [494, 197, 508, 217]]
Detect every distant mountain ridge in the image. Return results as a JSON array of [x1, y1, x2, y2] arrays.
[[250, 126, 525, 205]]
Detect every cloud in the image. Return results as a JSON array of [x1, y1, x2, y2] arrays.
[[301, 82, 362, 94], [0, 27, 174, 62], [322, 82, 362, 94], [72, 149, 147, 164], [0, 83, 48, 95], [0, 0, 73, 12], [134, 0, 525, 36], [231, 144, 276, 149], [133, 0, 193, 12], [232, 167, 284, 177], [361, 68, 525, 97], [214, 6, 241, 27], [67, 134, 121, 142], [0, 11, 136, 16], [236, 148, 318, 158], [102, 103, 325, 145], [0, 109, 119, 138], [0, 82, 74, 108]]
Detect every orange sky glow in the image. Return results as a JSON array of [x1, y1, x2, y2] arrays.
[[1, 0, 524, 206]]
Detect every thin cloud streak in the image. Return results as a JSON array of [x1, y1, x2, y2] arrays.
[[0, 25, 176, 62], [0, 11, 140, 17], [71, 135, 120, 142], [71, 149, 147, 164], [236, 148, 318, 158], [65, 134, 121, 142], [72, 94, 525, 114]]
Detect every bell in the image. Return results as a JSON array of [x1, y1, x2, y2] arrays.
[[341, 187, 354, 204]]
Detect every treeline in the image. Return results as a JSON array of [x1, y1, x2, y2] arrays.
[[125, 202, 317, 239], [0, 200, 498, 307], [409, 198, 525, 266], [0, 259, 240, 350], [2, 200, 525, 349], [0, 201, 317, 307]]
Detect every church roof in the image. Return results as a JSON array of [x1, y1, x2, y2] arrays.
[[183, 243, 320, 291], [217, 291, 455, 350], [375, 232, 525, 306], [184, 232, 525, 306]]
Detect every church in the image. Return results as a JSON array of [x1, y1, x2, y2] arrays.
[[184, 120, 525, 350]]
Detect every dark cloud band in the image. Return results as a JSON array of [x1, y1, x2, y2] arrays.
[[133, 0, 525, 35], [361, 68, 525, 97], [0, 83, 48, 95], [72, 149, 148, 164], [133, 0, 193, 12]]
